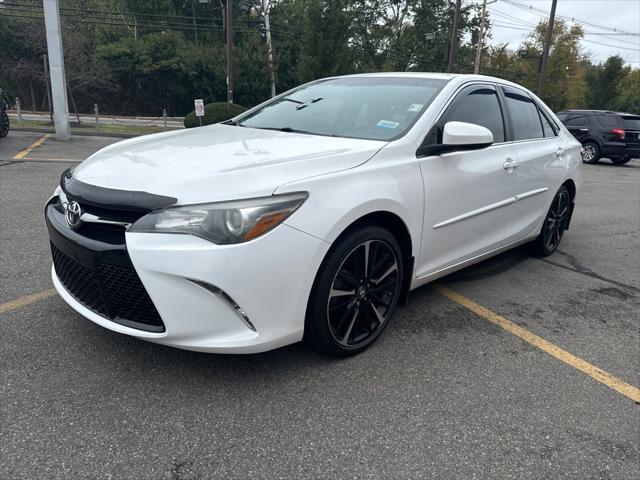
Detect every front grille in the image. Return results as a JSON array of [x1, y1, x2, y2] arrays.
[[51, 244, 109, 317], [98, 263, 164, 327], [51, 243, 164, 332]]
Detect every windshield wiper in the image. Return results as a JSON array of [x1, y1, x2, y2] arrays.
[[250, 126, 336, 136], [223, 119, 246, 127], [280, 98, 304, 105]]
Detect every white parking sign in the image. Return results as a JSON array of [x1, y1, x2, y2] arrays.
[[194, 99, 205, 117]]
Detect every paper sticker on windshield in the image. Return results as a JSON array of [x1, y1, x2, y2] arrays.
[[407, 103, 423, 112], [376, 120, 400, 129]]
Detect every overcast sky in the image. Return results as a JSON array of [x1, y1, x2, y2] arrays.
[[482, 0, 640, 66]]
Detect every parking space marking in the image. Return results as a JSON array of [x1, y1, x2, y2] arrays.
[[433, 285, 640, 403], [0, 289, 57, 315], [12, 133, 53, 160], [14, 157, 81, 163]]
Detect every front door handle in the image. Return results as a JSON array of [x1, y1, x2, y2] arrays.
[[503, 158, 519, 172]]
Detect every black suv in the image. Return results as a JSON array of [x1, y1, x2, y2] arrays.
[[0, 88, 9, 138], [556, 110, 640, 165]]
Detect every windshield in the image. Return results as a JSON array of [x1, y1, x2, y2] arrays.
[[237, 77, 448, 141]]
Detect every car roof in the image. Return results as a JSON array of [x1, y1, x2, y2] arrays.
[[325, 72, 539, 92], [328, 72, 527, 85], [557, 109, 619, 115]]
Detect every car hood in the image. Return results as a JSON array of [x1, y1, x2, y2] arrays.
[[72, 124, 386, 205]]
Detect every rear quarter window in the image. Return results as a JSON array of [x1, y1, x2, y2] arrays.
[[622, 117, 640, 130], [597, 115, 623, 128]]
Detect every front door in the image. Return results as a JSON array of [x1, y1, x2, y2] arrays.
[[416, 83, 519, 277]]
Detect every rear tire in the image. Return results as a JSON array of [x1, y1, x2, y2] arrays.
[[529, 186, 572, 257], [305, 225, 404, 357], [611, 157, 630, 165], [0, 110, 9, 138], [581, 142, 600, 164]]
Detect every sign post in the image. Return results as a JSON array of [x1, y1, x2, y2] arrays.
[[194, 99, 204, 127]]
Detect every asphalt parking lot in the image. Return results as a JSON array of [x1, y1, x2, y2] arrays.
[[1, 130, 639, 479]]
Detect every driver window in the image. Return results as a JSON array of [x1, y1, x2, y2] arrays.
[[441, 86, 506, 143]]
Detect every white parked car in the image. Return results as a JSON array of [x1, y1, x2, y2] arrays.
[[46, 73, 582, 356]]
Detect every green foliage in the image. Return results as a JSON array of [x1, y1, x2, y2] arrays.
[[0, 0, 637, 116], [184, 102, 247, 128], [585, 56, 630, 110], [614, 70, 640, 114]]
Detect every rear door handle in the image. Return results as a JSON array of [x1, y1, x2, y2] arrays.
[[556, 148, 566, 157], [503, 158, 519, 171]]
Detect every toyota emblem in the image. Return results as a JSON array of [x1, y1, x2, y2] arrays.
[[64, 201, 82, 229]]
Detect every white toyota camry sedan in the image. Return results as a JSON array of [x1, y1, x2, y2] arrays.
[[46, 73, 582, 356]]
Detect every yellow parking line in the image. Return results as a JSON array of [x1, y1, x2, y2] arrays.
[[12, 133, 52, 160], [14, 157, 81, 163], [433, 285, 640, 403], [0, 289, 57, 315]]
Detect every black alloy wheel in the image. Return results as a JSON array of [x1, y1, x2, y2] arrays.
[[306, 226, 403, 357], [530, 185, 572, 257], [0, 109, 9, 138]]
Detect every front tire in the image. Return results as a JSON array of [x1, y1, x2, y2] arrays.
[[582, 141, 600, 164], [305, 225, 404, 357], [530, 186, 572, 257]]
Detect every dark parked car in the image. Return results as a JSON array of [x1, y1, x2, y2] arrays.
[[556, 110, 640, 165], [0, 88, 9, 138]]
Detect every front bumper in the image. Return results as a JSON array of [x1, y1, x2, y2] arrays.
[[47, 202, 330, 353]]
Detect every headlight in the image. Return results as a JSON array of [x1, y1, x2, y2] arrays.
[[129, 192, 308, 244]]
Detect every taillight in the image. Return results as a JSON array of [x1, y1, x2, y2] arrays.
[[611, 128, 625, 140], [580, 147, 585, 161]]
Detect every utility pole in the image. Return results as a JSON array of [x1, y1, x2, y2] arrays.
[[263, 0, 276, 98], [447, 0, 462, 73], [191, 0, 199, 42], [226, 0, 233, 111], [42, 54, 53, 124], [537, 0, 558, 96], [43, 0, 70, 140], [474, 0, 497, 75]]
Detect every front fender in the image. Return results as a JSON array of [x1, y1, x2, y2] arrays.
[[277, 143, 424, 259]]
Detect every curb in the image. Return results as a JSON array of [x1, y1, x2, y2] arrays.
[[11, 126, 152, 139]]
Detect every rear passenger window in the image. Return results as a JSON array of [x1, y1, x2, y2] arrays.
[[442, 86, 505, 142], [503, 87, 544, 140]]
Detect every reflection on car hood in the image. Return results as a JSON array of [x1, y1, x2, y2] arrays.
[[72, 124, 386, 205]]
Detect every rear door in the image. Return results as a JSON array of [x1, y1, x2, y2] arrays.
[[500, 86, 567, 242], [563, 113, 591, 142]]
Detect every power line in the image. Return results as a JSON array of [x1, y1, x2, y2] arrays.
[[0, 6, 301, 39], [501, 0, 640, 36], [0, 2, 302, 38]]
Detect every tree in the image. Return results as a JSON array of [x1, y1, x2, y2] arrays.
[[483, 19, 589, 111], [585, 56, 630, 110], [614, 69, 640, 113], [296, 0, 353, 82]]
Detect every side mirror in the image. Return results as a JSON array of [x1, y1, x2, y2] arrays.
[[417, 121, 494, 157]]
